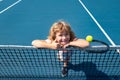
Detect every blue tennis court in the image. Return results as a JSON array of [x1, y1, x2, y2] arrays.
[[0, 0, 120, 80]]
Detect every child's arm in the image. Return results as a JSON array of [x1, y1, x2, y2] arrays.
[[66, 39, 89, 48], [32, 40, 61, 49]]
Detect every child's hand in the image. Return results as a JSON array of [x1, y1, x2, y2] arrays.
[[51, 39, 61, 49], [63, 43, 70, 48]]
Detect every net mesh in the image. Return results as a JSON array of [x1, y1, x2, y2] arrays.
[[0, 45, 120, 79]]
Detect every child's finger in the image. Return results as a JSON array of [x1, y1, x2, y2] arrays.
[[63, 44, 69, 48], [54, 39, 58, 43]]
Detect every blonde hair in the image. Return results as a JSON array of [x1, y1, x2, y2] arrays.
[[48, 20, 76, 41]]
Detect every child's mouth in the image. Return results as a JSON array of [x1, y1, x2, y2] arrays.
[[61, 40, 68, 44]]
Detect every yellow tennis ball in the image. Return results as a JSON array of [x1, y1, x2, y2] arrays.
[[86, 35, 93, 42]]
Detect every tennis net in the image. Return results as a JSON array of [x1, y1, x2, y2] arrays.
[[0, 45, 120, 79]]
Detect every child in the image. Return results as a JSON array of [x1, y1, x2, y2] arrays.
[[32, 20, 89, 77]]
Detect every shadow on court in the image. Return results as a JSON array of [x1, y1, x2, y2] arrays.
[[68, 61, 112, 80]]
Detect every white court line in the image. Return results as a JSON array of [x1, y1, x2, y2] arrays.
[[79, 0, 120, 53], [0, 0, 3, 2], [78, 0, 116, 46], [0, 0, 22, 14]]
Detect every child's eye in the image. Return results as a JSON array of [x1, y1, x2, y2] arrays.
[[59, 34, 62, 36], [64, 34, 69, 36]]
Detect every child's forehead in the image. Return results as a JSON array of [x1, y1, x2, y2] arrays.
[[56, 30, 69, 35], [58, 27, 69, 31], [58, 30, 68, 33]]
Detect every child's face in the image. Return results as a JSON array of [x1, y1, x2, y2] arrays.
[[55, 31, 70, 46]]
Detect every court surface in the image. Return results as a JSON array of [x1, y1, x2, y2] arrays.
[[0, 0, 120, 45], [0, 0, 120, 80]]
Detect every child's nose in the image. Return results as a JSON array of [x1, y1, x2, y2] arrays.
[[62, 36, 66, 39]]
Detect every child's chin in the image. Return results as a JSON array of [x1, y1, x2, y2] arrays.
[[61, 42, 68, 45]]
